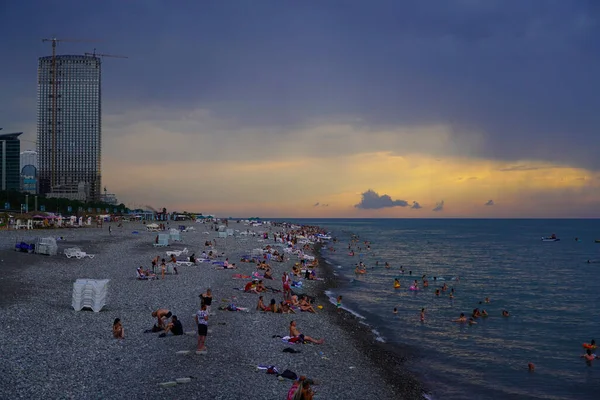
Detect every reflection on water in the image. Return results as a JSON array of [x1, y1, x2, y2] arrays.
[[295, 219, 600, 400]]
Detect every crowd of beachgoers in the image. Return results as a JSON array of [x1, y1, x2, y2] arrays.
[[0, 220, 423, 399]]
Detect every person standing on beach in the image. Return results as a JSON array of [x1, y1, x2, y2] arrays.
[[200, 288, 213, 314], [282, 272, 291, 301], [195, 304, 208, 353]]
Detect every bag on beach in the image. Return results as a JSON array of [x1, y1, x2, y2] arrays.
[[278, 369, 298, 380]]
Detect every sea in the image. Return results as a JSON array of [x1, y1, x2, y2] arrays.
[[284, 219, 600, 400]]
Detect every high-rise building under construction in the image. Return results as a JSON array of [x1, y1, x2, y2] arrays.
[[37, 54, 101, 201]]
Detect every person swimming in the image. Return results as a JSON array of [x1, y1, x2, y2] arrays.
[[454, 313, 467, 323], [394, 278, 401, 288], [420, 308, 425, 322], [393, 307, 398, 315]]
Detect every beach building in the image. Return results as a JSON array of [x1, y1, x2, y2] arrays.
[[20, 150, 38, 194], [0, 131, 23, 191], [37, 55, 102, 201]]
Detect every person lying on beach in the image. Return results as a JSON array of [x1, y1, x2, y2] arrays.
[[299, 296, 317, 313], [151, 309, 172, 331], [136, 267, 155, 279], [257, 296, 268, 311], [454, 313, 467, 323], [113, 318, 124, 339], [215, 263, 238, 270], [159, 315, 183, 337], [289, 321, 324, 344]]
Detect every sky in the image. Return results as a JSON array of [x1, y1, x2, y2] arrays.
[[0, 0, 599, 218]]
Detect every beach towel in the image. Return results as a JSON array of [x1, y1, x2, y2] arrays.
[[232, 274, 252, 279]]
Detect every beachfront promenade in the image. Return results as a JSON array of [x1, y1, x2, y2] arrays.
[[0, 221, 422, 399]]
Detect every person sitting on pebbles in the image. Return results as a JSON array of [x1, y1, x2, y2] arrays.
[[256, 295, 268, 311], [159, 315, 183, 337], [263, 268, 274, 280], [289, 320, 324, 344], [244, 279, 259, 293], [151, 309, 172, 331], [299, 296, 317, 313], [280, 301, 295, 314], [112, 318, 124, 339], [255, 280, 267, 293], [265, 298, 279, 313]]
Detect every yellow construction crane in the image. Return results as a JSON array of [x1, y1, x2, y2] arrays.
[[41, 37, 100, 189]]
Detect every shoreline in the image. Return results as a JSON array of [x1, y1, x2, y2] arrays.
[[1, 220, 418, 399], [312, 243, 426, 399]]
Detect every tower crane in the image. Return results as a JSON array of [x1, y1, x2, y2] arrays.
[[84, 48, 128, 59], [41, 37, 100, 189]]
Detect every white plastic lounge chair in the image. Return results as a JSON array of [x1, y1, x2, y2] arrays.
[[176, 261, 193, 266]]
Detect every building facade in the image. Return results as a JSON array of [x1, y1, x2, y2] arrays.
[[37, 55, 102, 201], [20, 150, 38, 194], [0, 132, 23, 191]]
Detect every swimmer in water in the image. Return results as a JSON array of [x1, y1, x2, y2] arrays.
[[420, 308, 425, 322], [449, 292, 454, 299], [468, 317, 477, 325], [394, 278, 401, 288], [393, 307, 398, 315], [454, 313, 467, 323], [481, 309, 488, 317], [581, 349, 599, 362], [385, 262, 390, 269], [435, 289, 440, 296], [502, 310, 510, 317], [485, 297, 490, 303]]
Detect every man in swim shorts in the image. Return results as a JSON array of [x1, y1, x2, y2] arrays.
[[151, 309, 172, 331]]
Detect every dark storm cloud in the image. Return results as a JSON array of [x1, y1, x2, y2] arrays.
[[411, 201, 422, 209], [432, 201, 445, 212], [485, 200, 495, 206], [355, 190, 410, 209], [1, 1, 599, 168]]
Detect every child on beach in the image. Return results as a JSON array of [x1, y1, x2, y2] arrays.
[[112, 318, 124, 339], [195, 304, 208, 354], [336, 295, 342, 311]]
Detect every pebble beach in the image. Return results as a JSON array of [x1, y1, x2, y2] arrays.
[[0, 220, 424, 400]]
